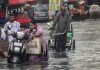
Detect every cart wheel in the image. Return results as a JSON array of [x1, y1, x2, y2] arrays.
[[7, 56, 11, 63], [55, 40, 60, 52], [48, 40, 51, 49], [71, 24, 73, 32], [48, 40, 54, 50], [68, 45, 71, 50], [68, 43, 71, 50], [68, 39, 75, 51], [72, 39, 75, 50], [71, 24, 74, 36]]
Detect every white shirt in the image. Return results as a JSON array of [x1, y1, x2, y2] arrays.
[[4, 21, 20, 42], [4, 21, 20, 32]]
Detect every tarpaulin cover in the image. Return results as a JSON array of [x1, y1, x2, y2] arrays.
[[9, 0, 34, 6], [16, 14, 31, 25]]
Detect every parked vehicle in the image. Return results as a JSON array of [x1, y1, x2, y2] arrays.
[[31, 5, 49, 22]]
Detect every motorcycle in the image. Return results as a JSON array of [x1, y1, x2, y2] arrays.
[[7, 31, 28, 63]]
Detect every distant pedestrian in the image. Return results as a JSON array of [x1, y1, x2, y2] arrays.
[[89, 3, 100, 19], [80, 4, 85, 20]]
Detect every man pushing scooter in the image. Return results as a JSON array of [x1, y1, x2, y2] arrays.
[[50, 4, 70, 51]]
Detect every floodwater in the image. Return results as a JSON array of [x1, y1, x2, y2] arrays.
[[0, 19, 100, 70]]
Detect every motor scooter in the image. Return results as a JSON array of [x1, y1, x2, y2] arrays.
[[7, 31, 27, 63]]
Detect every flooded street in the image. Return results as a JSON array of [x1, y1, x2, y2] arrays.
[[0, 19, 100, 70], [70, 19, 100, 70]]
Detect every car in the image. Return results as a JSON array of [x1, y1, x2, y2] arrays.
[[32, 5, 49, 22]]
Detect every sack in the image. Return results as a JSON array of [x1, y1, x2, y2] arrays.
[[27, 37, 41, 55]]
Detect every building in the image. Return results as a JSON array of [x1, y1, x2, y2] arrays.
[[49, 0, 61, 19], [86, 0, 100, 5]]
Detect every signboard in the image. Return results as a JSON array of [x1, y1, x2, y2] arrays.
[[49, 0, 61, 19]]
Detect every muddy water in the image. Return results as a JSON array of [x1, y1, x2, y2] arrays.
[[0, 20, 100, 70]]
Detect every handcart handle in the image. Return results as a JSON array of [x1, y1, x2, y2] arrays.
[[53, 33, 65, 36]]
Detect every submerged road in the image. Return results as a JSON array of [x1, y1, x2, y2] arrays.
[[0, 19, 100, 70]]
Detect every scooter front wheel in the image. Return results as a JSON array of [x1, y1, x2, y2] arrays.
[[7, 55, 20, 64]]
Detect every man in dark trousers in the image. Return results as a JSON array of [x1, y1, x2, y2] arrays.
[[51, 4, 70, 51]]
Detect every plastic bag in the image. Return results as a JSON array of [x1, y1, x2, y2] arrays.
[[0, 28, 6, 40]]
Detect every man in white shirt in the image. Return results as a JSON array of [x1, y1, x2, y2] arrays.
[[4, 15, 20, 42]]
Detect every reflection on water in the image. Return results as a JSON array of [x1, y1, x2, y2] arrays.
[[1, 20, 100, 70], [7, 62, 48, 70], [0, 51, 70, 70], [47, 51, 71, 70], [50, 51, 68, 58]]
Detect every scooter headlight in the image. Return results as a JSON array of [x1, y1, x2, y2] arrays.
[[14, 42, 23, 52], [14, 47, 20, 52]]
